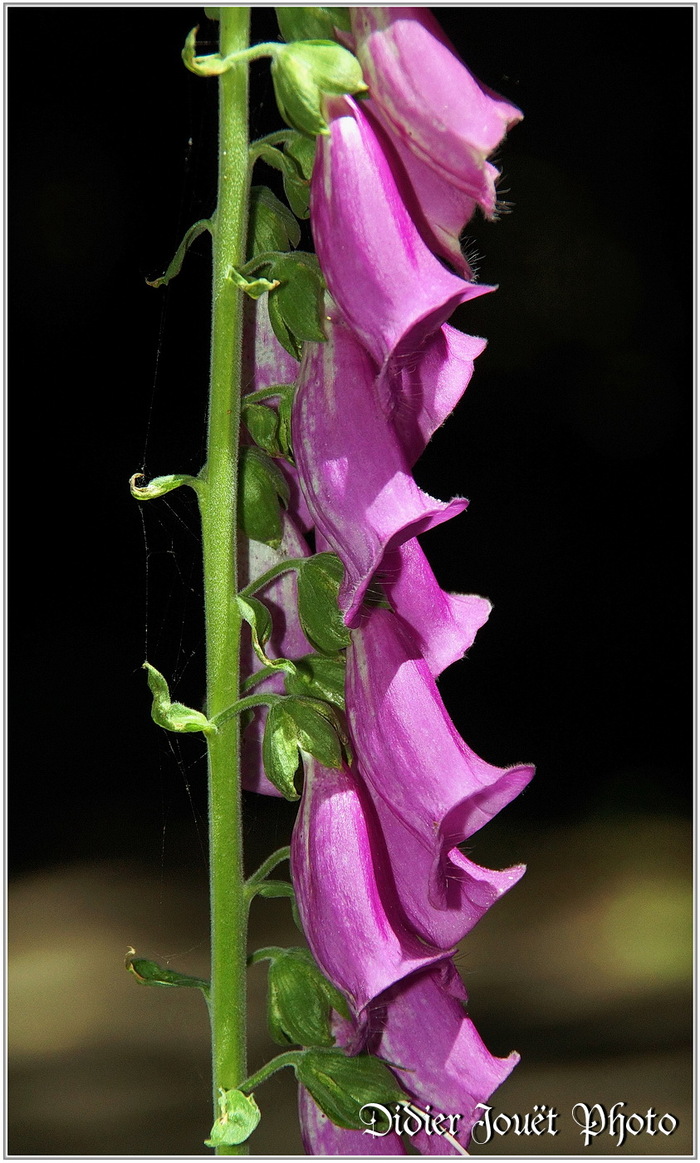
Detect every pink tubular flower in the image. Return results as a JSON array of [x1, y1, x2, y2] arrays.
[[298, 1087, 405, 1155], [346, 607, 533, 906], [350, 8, 522, 222], [299, 961, 519, 1155], [293, 308, 470, 626], [378, 323, 487, 468], [379, 538, 491, 679], [290, 758, 447, 1013], [310, 95, 492, 370]]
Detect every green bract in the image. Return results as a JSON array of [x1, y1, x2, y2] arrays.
[[143, 662, 215, 735], [204, 1088, 261, 1148], [294, 1050, 407, 1130], [129, 472, 199, 500], [271, 40, 367, 138], [125, 949, 209, 993]]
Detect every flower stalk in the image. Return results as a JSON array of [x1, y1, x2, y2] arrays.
[[197, 7, 251, 1153]]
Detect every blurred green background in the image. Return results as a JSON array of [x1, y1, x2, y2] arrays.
[[9, 5, 692, 1156]]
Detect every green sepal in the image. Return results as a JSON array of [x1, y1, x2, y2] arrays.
[[262, 701, 302, 800], [248, 185, 301, 259], [236, 594, 296, 676], [286, 696, 346, 768], [238, 446, 290, 548], [254, 137, 314, 219], [125, 948, 209, 994], [297, 554, 351, 654], [237, 594, 273, 649], [129, 472, 200, 500], [267, 252, 326, 360], [143, 662, 216, 736], [146, 218, 212, 289], [204, 7, 220, 19], [204, 1087, 261, 1148], [284, 133, 315, 218], [277, 390, 295, 460], [284, 654, 346, 710], [242, 401, 282, 458], [266, 947, 350, 1048], [271, 40, 368, 138], [294, 1050, 408, 1131], [275, 7, 351, 43], [228, 265, 280, 300]]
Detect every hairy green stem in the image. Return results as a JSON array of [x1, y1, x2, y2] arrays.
[[238, 557, 306, 599], [197, 7, 251, 1155], [239, 1051, 303, 1094]]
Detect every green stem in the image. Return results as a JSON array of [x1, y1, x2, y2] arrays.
[[238, 1050, 302, 1094], [198, 7, 251, 1155], [246, 847, 291, 889], [211, 693, 283, 732], [238, 557, 306, 599], [250, 129, 295, 154]]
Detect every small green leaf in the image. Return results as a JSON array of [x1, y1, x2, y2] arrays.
[[129, 472, 200, 500], [205, 1088, 261, 1148], [248, 185, 301, 258], [271, 40, 367, 138], [275, 7, 350, 43], [262, 702, 302, 800], [297, 554, 351, 654], [125, 948, 209, 993], [146, 219, 212, 289], [204, 7, 220, 19], [294, 1050, 407, 1130], [143, 662, 215, 736], [285, 654, 346, 709], [267, 947, 349, 1048], [238, 446, 290, 547]]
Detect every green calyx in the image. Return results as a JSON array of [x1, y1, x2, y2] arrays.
[[297, 553, 351, 654], [271, 40, 367, 138], [238, 446, 290, 548], [275, 7, 351, 43], [262, 695, 349, 800], [296, 1049, 409, 1131], [254, 946, 349, 1049]]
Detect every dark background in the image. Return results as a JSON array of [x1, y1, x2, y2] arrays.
[[9, 5, 693, 1157]]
